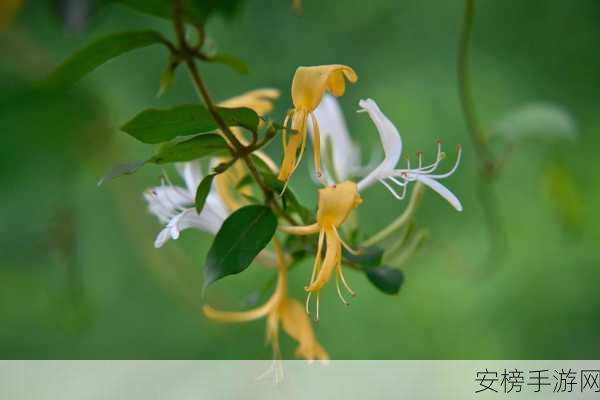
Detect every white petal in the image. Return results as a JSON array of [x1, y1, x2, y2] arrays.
[[357, 99, 403, 192], [309, 94, 359, 181], [154, 227, 171, 248], [358, 98, 402, 168], [413, 174, 463, 212], [176, 161, 204, 195]]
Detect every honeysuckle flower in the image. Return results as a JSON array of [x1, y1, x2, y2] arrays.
[[279, 181, 363, 319], [202, 239, 329, 361], [356, 98, 463, 211], [145, 162, 229, 248], [278, 64, 358, 184], [218, 88, 280, 173], [307, 94, 362, 184]]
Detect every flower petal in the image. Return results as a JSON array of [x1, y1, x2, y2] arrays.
[[309, 94, 360, 182], [176, 161, 203, 196], [413, 174, 463, 211], [291, 65, 357, 111], [356, 99, 403, 192]]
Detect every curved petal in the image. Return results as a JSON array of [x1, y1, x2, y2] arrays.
[[413, 174, 463, 212], [292, 65, 357, 111], [356, 99, 403, 192], [176, 161, 204, 196], [153, 227, 172, 248], [219, 88, 280, 117], [309, 94, 360, 182], [145, 185, 191, 223], [279, 298, 329, 361]]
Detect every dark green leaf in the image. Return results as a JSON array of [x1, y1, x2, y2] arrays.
[[111, 0, 244, 25], [366, 267, 404, 295], [195, 174, 215, 213], [97, 159, 148, 186], [203, 205, 277, 289], [208, 53, 249, 74], [343, 246, 384, 268], [121, 105, 259, 144], [150, 133, 230, 164], [46, 30, 167, 87]]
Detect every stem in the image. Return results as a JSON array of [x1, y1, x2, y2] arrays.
[[171, 0, 296, 226], [362, 182, 425, 247], [457, 0, 506, 259]]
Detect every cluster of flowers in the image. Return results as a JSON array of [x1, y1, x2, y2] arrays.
[[144, 65, 462, 361]]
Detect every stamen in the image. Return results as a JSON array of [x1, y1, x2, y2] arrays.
[[417, 151, 423, 169], [337, 264, 356, 297], [336, 274, 350, 305], [305, 292, 312, 315], [380, 179, 406, 200], [423, 144, 462, 179], [280, 111, 292, 152], [310, 112, 326, 185], [332, 226, 361, 256], [316, 292, 320, 321]]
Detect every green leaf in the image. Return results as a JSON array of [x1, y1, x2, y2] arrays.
[[122, 105, 259, 144], [111, 0, 244, 25], [491, 102, 577, 142], [366, 267, 404, 295], [97, 159, 148, 186], [195, 174, 215, 213], [150, 133, 230, 164], [203, 205, 277, 290], [157, 65, 176, 98], [208, 53, 249, 74], [46, 30, 167, 87], [343, 246, 384, 268]]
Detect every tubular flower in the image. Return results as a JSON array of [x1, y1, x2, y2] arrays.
[[279, 181, 363, 319], [307, 94, 362, 184], [218, 88, 280, 172], [202, 240, 329, 362], [278, 65, 358, 184], [144, 162, 229, 248], [356, 99, 463, 211]]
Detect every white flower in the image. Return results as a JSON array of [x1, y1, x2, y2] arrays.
[[308, 94, 362, 184], [144, 162, 229, 248], [356, 98, 463, 211]]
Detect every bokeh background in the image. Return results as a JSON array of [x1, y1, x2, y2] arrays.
[[1, 0, 599, 359]]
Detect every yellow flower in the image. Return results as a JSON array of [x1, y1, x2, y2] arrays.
[[202, 239, 329, 361], [219, 88, 280, 120], [278, 65, 357, 184], [279, 181, 362, 319]]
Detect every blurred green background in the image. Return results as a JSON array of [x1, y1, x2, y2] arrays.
[[1, 0, 599, 359]]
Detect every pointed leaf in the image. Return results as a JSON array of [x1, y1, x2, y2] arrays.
[[366, 266, 404, 295], [46, 30, 167, 87], [122, 105, 259, 144], [203, 205, 277, 289], [150, 133, 230, 164], [195, 173, 215, 213], [208, 53, 249, 74], [97, 159, 148, 186]]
